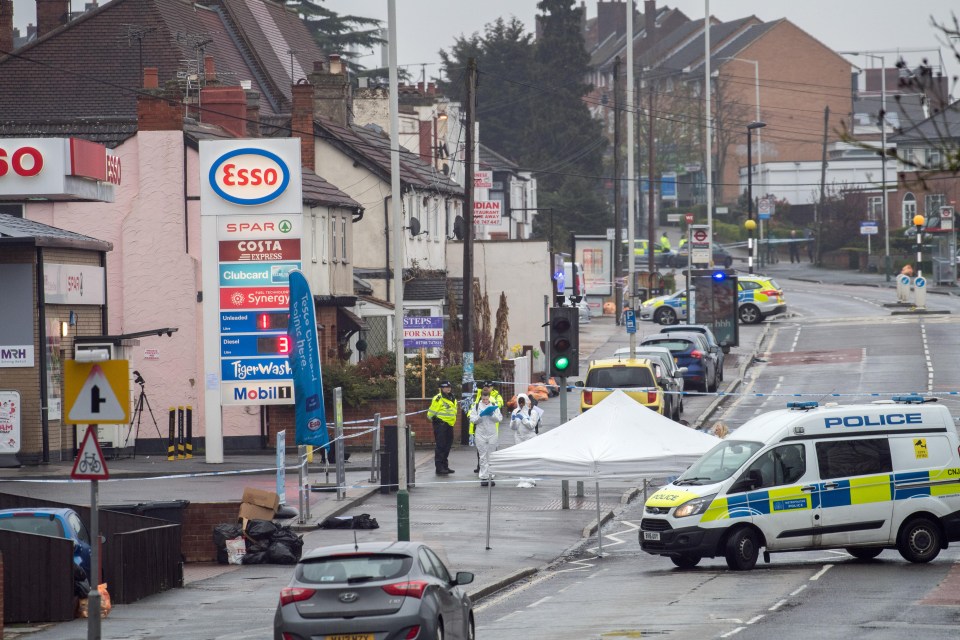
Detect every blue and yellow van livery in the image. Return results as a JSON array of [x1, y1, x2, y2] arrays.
[[638, 274, 786, 326]]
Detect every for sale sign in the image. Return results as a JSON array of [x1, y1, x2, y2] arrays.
[[474, 200, 501, 225], [403, 317, 444, 349]]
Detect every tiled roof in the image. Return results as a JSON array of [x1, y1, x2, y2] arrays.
[[301, 168, 363, 210], [404, 277, 448, 301], [0, 213, 113, 251], [890, 100, 960, 144], [652, 17, 761, 73], [479, 144, 520, 172], [284, 116, 462, 196], [0, 0, 323, 123], [0, 117, 138, 148]]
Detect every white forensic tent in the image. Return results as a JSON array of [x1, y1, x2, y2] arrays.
[[487, 390, 719, 553]]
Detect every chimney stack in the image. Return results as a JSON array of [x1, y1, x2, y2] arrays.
[[245, 86, 261, 137], [36, 0, 69, 38], [200, 85, 247, 137], [203, 55, 216, 83], [307, 54, 351, 127], [0, 0, 13, 55], [292, 81, 315, 171], [137, 68, 184, 131], [644, 0, 657, 38]]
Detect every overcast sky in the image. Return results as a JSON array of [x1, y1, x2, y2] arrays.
[[10, 1, 960, 83]]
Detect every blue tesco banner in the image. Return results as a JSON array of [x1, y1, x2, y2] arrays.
[[288, 271, 328, 448]]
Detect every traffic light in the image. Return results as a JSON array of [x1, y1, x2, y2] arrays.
[[549, 306, 579, 378]]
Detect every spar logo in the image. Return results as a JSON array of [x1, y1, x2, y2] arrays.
[[209, 147, 290, 206]]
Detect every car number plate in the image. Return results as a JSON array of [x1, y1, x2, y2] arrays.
[[643, 531, 661, 541], [326, 635, 374, 640]]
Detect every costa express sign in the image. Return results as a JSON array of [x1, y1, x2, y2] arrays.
[[199, 139, 303, 215]]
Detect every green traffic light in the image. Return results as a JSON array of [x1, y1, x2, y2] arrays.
[[554, 356, 570, 371]]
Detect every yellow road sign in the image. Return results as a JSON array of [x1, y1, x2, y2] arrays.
[[65, 360, 130, 424]]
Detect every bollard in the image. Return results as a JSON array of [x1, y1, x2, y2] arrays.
[[897, 274, 911, 303], [167, 407, 176, 461], [185, 405, 193, 458], [915, 275, 927, 309], [177, 406, 185, 459], [369, 413, 381, 484]]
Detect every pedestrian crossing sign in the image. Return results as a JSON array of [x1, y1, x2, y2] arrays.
[[65, 360, 129, 424], [71, 425, 109, 480]]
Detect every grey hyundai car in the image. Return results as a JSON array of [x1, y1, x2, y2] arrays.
[[274, 540, 475, 640]]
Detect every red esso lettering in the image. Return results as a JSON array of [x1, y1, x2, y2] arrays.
[[219, 163, 278, 188], [0, 145, 44, 178]]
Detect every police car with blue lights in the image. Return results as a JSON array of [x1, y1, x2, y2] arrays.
[[639, 398, 960, 570], [638, 273, 786, 325]]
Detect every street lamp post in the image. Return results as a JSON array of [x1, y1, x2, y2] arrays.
[[746, 121, 766, 274]]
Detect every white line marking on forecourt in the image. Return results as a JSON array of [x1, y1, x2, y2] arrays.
[[810, 564, 834, 581]]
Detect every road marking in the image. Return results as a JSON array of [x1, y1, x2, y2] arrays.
[[527, 596, 553, 608], [720, 627, 745, 638], [746, 615, 764, 624], [558, 583, 580, 593], [495, 611, 523, 623], [768, 599, 788, 611], [810, 564, 834, 581], [790, 584, 808, 596]]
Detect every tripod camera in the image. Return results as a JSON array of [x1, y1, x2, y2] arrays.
[[123, 370, 163, 458]]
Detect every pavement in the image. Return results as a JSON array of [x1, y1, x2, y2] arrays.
[[1, 290, 780, 638]]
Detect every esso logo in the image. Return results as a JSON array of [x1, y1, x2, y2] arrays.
[[0, 145, 44, 178], [209, 148, 290, 206]]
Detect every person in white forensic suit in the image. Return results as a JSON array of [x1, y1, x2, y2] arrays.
[[510, 393, 541, 487], [469, 388, 502, 487]]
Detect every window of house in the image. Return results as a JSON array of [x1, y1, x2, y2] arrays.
[[421, 197, 429, 237], [928, 148, 943, 168], [341, 217, 348, 262], [431, 198, 439, 240], [815, 438, 892, 480], [902, 193, 917, 227], [925, 193, 947, 217], [331, 216, 338, 261], [867, 196, 883, 221]]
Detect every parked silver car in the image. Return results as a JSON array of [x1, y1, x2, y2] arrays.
[[274, 541, 475, 640]]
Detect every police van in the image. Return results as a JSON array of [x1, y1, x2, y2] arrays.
[[639, 399, 960, 570]]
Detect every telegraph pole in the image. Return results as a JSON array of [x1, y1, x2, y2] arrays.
[[626, 0, 636, 357], [647, 65, 656, 276], [613, 55, 623, 324], [460, 57, 477, 443]]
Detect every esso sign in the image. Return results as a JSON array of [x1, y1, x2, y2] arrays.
[[0, 144, 44, 178], [209, 148, 290, 206]]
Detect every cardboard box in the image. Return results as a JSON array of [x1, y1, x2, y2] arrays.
[[238, 487, 279, 521]]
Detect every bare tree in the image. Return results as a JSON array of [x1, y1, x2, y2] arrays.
[[493, 292, 510, 361]]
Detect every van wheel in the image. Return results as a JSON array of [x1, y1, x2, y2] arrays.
[[724, 528, 760, 571], [897, 518, 942, 563], [846, 547, 883, 560], [738, 304, 761, 325], [655, 308, 678, 325], [671, 555, 701, 569]]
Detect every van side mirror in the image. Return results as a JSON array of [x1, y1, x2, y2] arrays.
[[574, 380, 585, 388]]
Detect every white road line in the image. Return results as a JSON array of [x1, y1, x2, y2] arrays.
[[747, 615, 764, 624], [768, 599, 788, 611], [557, 583, 579, 593], [720, 627, 746, 638], [809, 564, 834, 581], [527, 596, 553, 608], [790, 584, 808, 596], [495, 611, 523, 623]]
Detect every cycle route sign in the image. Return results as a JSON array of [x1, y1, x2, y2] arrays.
[[71, 425, 109, 480]]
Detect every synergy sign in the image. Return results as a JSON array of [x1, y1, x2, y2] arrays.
[[200, 139, 302, 215]]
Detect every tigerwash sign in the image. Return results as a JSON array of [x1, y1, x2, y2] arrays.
[[200, 139, 303, 409]]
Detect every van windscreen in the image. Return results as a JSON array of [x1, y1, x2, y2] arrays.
[[675, 440, 765, 485]]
